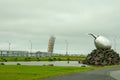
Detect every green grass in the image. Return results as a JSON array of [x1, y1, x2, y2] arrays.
[[0, 55, 86, 62], [0, 65, 97, 80]]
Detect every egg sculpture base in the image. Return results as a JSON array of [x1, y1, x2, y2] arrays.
[[85, 49, 120, 65]]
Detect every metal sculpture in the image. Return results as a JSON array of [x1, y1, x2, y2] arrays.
[[84, 33, 120, 65], [89, 33, 111, 49]]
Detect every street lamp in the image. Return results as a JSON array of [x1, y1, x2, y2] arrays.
[[29, 40, 32, 53], [65, 40, 68, 56], [8, 42, 11, 51], [114, 38, 116, 51], [7, 42, 11, 57]]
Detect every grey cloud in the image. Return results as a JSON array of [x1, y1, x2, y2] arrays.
[[0, 0, 120, 54]]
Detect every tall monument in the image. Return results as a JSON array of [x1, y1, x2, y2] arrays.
[[47, 36, 56, 53], [85, 33, 120, 65]]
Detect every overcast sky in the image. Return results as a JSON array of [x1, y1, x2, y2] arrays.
[[0, 0, 120, 54]]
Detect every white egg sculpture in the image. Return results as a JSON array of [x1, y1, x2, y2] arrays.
[[89, 33, 111, 49]]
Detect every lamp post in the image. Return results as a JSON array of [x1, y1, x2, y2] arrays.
[[65, 40, 68, 56], [113, 37, 116, 51], [8, 42, 11, 57], [9, 42, 11, 51], [29, 40, 32, 57], [65, 40, 70, 64]]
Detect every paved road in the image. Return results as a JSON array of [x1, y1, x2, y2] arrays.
[[43, 67, 120, 80], [110, 70, 120, 80]]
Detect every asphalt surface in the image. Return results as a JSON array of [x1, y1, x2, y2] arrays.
[[110, 70, 120, 80], [43, 67, 120, 80]]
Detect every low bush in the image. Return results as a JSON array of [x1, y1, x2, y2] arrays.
[[0, 63, 5, 65], [17, 63, 21, 65]]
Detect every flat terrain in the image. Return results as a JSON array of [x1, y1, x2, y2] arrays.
[[0, 55, 86, 62], [44, 66, 120, 80], [0, 65, 96, 80]]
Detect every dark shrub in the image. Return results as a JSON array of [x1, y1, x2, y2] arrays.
[[81, 64, 86, 67], [36, 58, 40, 61], [14, 57, 18, 61], [58, 58, 61, 61], [53, 58, 57, 61], [48, 58, 53, 61], [24, 58, 28, 61], [24, 57, 30, 61], [4, 59, 7, 62], [0, 63, 5, 65], [48, 64, 54, 66], [17, 63, 21, 65], [67, 58, 70, 61]]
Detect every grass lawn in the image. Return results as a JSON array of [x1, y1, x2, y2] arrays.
[[0, 65, 97, 80], [0, 55, 86, 62]]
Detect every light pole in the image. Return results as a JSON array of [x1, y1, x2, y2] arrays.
[[113, 38, 116, 51], [65, 40, 68, 56], [8, 42, 11, 57], [29, 40, 32, 56], [29, 40, 32, 53], [9, 42, 11, 51]]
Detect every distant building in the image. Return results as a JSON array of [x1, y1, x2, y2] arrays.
[[35, 51, 52, 57], [0, 50, 28, 57], [47, 36, 56, 53], [0, 50, 52, 57]]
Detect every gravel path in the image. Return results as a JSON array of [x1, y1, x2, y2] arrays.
[[43, 67, 120, 80]]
